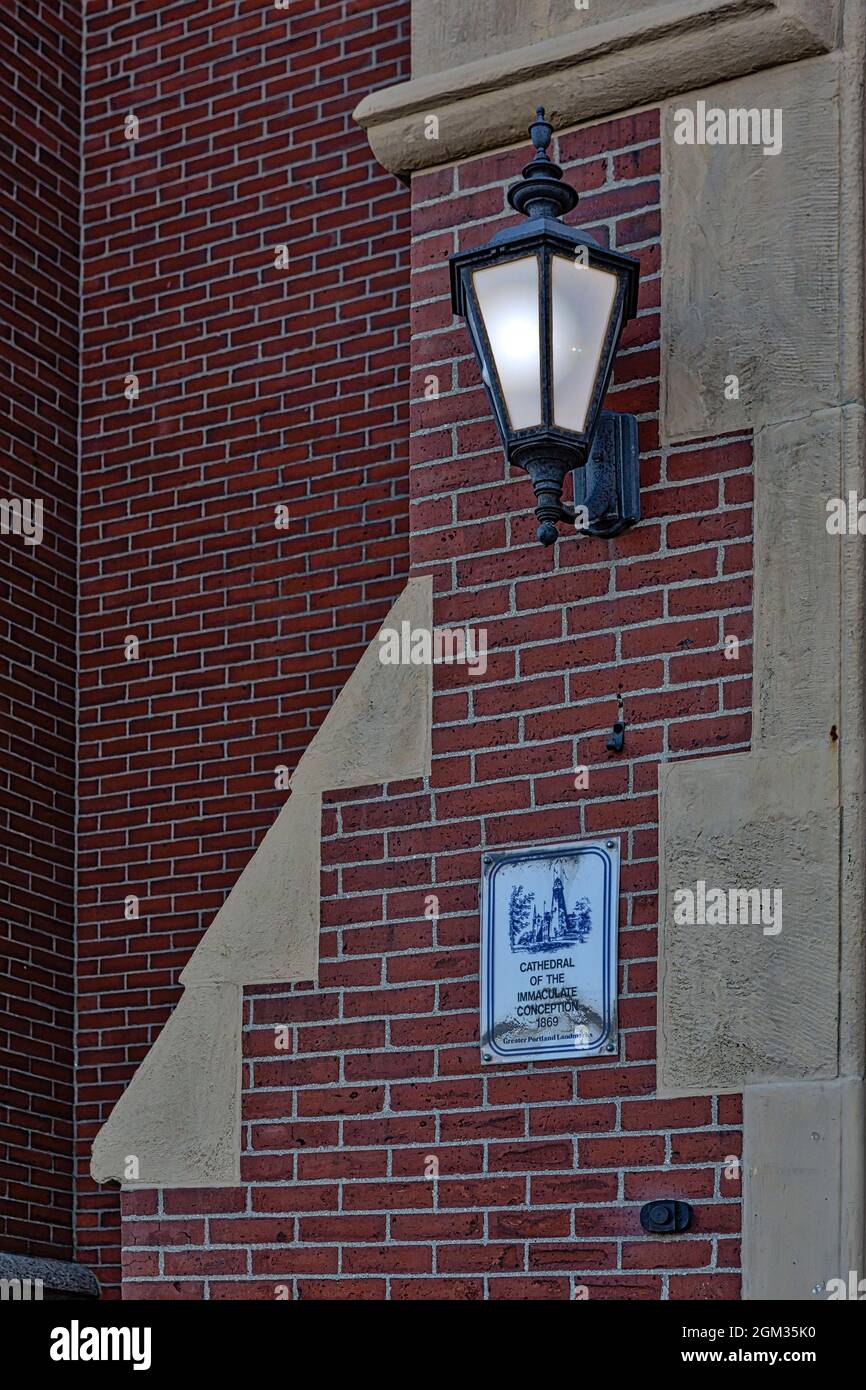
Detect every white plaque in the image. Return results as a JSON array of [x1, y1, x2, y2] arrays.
[[480, 838, 620, 1062]]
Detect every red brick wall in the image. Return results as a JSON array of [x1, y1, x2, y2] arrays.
[[120, 108, 752, 1299], [0, 0, 81, 1261], [77, 0, 411, 1294]]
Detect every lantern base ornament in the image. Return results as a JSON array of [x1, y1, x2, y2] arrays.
[[519, 411, 641, 546]]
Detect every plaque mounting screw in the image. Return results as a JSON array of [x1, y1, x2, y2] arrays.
[[606, 840, 615, 849], [605, 1043, 616, 1053], [482, 1052, 492, 1062]]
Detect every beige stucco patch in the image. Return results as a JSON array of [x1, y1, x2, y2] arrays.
[[90, 577, 433, 1187], [752, 409, 848, 749], [656, 409, 850, 1102], [91, 984, 241, 1188], [743, 1080, 865, 1300], [657, 748, 840, 1096], [661, 57, 841, 440], [181, 791, 321, 987], [291, 576, 432, 793]]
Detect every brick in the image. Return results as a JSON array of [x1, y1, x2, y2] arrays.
[[439, 1178, 526, 1209], [488, 1140, 574, 1172], [529, 1173, 619, 1205], [486, 1073, 572, 1106], [391, 1277, 484, 1299], [623, 1240, 712, 1269], [165, 1249, 247, 1277], [489, 1209, 571, 1239], [342, 1181, 433, 1212], [489, 1276, 570, 1299], [578, 1276, 662, 1300], [623, 1169, 716, 1200], [578, 1065, 656, 1099], [297, 1215, 385, 1243], [125, 1220, 206, 1248], [437, 1243, 522, 1274], [123, 1281, 204, 1300], [718, 1094, 743, 1125], [296, 1086, 385, 1118], [670, 1130, 742, 1164], [343, 1245, 431, 1274], [528, 1104, 617, 1136], [621, 1097, 712, 1130], [439, 1108, 525, 1142], [528, 1242, 618, 1272], [667, 440, 752, 481], [164, 1189, 246, 1216], [669, 1273, 742, 1299], [296, 1279, 387, 1300], [250, 1187, 339, 1215], [580, 1135, 666, 1167], [390, 1078, 483, 1112]]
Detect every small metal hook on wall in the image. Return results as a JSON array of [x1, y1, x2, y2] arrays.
[[605, 719, 625, 753]]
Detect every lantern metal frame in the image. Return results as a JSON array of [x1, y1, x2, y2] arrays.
[[449, 107, 643, 546]]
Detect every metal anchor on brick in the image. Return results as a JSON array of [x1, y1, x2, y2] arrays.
[[449, 106, 642, 547], [606, 719, 626, 754]]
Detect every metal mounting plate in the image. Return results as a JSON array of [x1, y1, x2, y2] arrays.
[[572, 410, 640, 537]]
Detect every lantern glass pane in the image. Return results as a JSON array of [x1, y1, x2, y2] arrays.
[[472, 256, 541, 430], [551, 255, 618, 433]]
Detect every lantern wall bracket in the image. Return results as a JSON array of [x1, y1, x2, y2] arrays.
[[571, 409, 641, 542], [523, 411, 640, 545]]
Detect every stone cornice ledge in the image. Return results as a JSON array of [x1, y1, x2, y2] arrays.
[[353, 0, 838, 178]]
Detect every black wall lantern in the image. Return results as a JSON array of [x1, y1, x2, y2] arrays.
[[450, 108, 642, 547]]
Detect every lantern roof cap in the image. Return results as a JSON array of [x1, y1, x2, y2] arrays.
[[487, 216, 597, 249], [449, 219, 641, 321]]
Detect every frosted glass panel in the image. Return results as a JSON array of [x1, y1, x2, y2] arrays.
[[472, 257, 541, 430], [551, 256, 618, 432]]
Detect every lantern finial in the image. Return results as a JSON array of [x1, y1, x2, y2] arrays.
[[507, 107, 579, 221], [530, 107, 553, 159]]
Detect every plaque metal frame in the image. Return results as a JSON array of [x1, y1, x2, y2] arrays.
[[480, 837, 620, 1063]]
